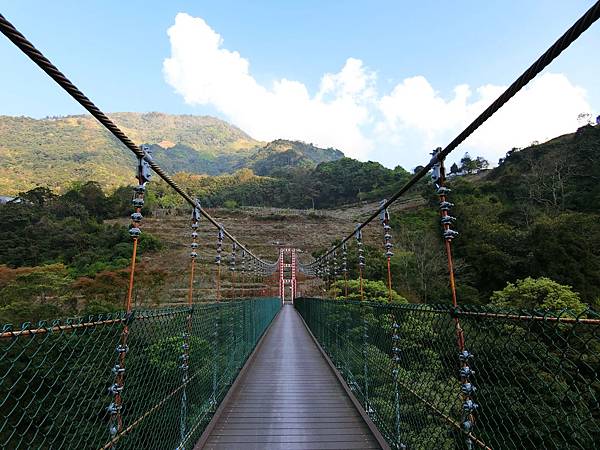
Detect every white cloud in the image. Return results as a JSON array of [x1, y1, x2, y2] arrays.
[[163, 13, 374, 158], [164, 13, 593, 169], [377, 73, 592, 167]]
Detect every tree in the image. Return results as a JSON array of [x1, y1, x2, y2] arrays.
[[475, 156, 489, 170], [460, 153, 478, 174], [450, 162, 459, 174], [330, 279, 407, 303], [490, 277, 587, 314], [577, 112, 593, 127], [18, 187, 55, 206]]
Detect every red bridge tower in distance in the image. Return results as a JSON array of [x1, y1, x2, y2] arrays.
[[278, 248, 297, 304]]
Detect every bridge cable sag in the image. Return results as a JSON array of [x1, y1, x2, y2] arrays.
[[305, 0, 600, 269], [0, 12, 275, 268]]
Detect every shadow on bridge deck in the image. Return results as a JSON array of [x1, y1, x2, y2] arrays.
[[195, 304, 385, 450]]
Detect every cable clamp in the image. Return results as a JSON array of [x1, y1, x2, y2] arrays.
[[429, 146, 442, 163], [463, 399, 479, 413], [192, 199, 201, 220], [107, 402, 122, 415], [379, 199, 390, 224], [108, 383, 123, 395], [355, 224, 363, 241], [443, 229, 459, 240], [463, 419, 473, 432], [431, 147, 442, 182], [137, 145, 152, 184], [459, 350, 473, 362], [116, 345, 129, 354], [461, 382, 477, 395], [460, 366, 475, 378]]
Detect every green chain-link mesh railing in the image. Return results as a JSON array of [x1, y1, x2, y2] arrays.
[[295, 297, 600, 450], [0, 297, 280, 449]]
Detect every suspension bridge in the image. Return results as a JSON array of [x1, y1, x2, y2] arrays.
[[1, 3, 600, 449]]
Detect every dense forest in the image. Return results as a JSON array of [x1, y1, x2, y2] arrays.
[[335, 124, 600, 311], [1, 124, 599, 326], [0, 183, 163, 324], [149, 157, 415, 209]]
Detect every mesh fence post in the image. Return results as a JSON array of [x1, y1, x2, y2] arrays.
[[391, 320, 407, 449], [211, 306, 219, 411], [178, 201, 201, 449], [362, 308, 370, 414]]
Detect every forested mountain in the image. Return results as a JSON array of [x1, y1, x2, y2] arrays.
[[147, 157, 414, 210], [1, 124, 599, 325], [448, 124, 600, 304], [367, 123, 600, 307], [0, 113, 343, 194], [240, 139, 344, 176]]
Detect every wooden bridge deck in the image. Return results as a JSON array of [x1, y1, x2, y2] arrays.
[[196, 304, 383, 450]]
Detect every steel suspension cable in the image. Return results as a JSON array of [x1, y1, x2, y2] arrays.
[[306, 0, 600, 268], [0, 13, 273, 266]]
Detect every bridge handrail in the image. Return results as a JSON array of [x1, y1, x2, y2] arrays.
[[0, 298, 281, 449], [295, 297, 600, 450]]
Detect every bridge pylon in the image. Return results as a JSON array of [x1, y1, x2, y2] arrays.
[[278, 247, 297, 304]]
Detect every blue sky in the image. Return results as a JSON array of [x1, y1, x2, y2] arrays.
[[1, 1, 598, 169]]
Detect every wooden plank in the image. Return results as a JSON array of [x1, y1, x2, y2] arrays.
[[214, 416, 365, 424], [203, 442, 381, 450], [210, 429, 373, 437], [195, 304, 383, 450], [210, 422, 365, 431], [207, 434, 375, 447], [206, 434, 378, 443]]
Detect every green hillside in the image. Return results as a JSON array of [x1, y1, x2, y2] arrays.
[[1, 124, 599, 318], [239, 139, 344, 176], [0, 112, 343, 195], [446, 124, 600, 304], [487, 124, 600, 212]]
